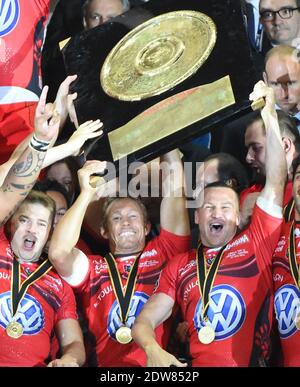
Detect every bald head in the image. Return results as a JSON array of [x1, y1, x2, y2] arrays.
[[263, 45, 300, 114]]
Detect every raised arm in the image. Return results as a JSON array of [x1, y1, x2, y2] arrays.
[[132, 293, 186, 367], [0, 119, 103, 185], [53, 75, 79, 133], [160, 149, 190, 236], [250, 81, 287, 207], [42, 119, 103, 168], [48, 160, 107, 280], [0, 86, 60, 226]]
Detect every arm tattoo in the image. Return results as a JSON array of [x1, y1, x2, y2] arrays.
[[12, 152, 33, 176], [12, 151, 45, 178]]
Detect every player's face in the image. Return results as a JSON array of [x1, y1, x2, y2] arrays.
[[245, 119, 267, 177], [84, 0, 124, 30], [10, 203, 52, 263], [260, 0, 300, 45], [102, 199, 148, 254], [195, 187, 240, 248], [265, 54, 300, 115]]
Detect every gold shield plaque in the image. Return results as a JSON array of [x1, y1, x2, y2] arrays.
[[100, 10, 217, 101]]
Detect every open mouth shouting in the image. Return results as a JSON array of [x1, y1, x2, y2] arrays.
[[23, 235, 37, 251], [209, 221, 225, 236]]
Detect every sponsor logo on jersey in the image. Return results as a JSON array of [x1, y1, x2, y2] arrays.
[[274, 284, 300, 339], [0, 291, 44, 335], [107, 291, 149, 340], [183, 280, 198, 303], [224, 235, 249, 251], [273, 273, 283, 283], [178, 260, 196, 277], [193, 284, 246, 340], [0, 0, 20, 37], [141, 249, 158, 258], [139, 259, 159, 268], [0, 271, 9, 280]]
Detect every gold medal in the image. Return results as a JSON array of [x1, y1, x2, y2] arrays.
[[198, 325, 215, 344], [6, 321, 23, 339], [115, 326, 132, 344]]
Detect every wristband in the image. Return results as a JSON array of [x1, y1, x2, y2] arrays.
[[29, 135, 51, 152]]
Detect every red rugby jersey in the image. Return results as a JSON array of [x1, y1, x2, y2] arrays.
[[0, 238, 77, 367], [273, 221, 300, 366], [156, 204, 282, 366], [0, 0, 54, 97], [75, 229, 191, 367]]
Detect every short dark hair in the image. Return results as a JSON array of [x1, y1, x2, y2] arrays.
[[203, 181, 240, 202], [204, 153, 249, 193], [4, 190, 56, 239], [277, 111, 300, 155], [100, 196, 148, 230], [246, 110, 300, 154], [34, 179, 71, 209]]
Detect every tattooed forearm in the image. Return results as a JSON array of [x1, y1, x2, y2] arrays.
[[12, 152, 33, 176], [0, 147, 48, 225], [1, 182, 34, 195], [10, 182, 36, 191], [11, 151, 45, 178]]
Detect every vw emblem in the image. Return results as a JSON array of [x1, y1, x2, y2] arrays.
[[274, 284, 300, 339], [0, 291, 44, 335], [0, 0, 20, 37], [194, 284, 246, 340], [107, 291, 149, 340]]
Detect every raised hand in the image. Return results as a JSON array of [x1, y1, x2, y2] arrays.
[[54, 75, 78, 129], [77, 160, 108, 197], [34, 86, 61, 143], [67, 119, 103, 156], [249, 80, 277, 125]]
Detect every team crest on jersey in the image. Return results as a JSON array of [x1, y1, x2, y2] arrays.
[[274, 284, 300, 339], [0, 0, 20, 37], [193, 284, 246, 340], [107, 291, 149, 340], [0, 292, 44, 335]]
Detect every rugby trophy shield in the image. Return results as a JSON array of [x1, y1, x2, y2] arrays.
[[62, 0, 258, 167]]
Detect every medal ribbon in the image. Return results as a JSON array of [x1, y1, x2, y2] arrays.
[[288, 222, 300, 289], [11, 258, 53, 317], [196, 243, 227, 322], [104, 251, 142, 325], [284, 198, 294, 223]]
